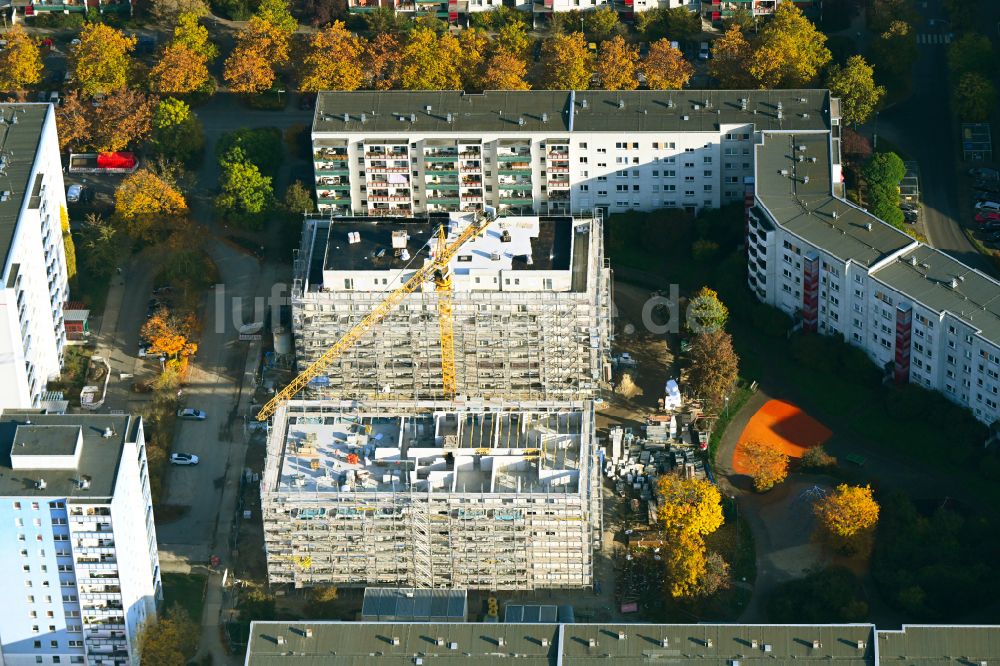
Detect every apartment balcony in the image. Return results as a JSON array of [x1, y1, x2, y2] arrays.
[[499, 183, 532, 191], [366, 207, 413, 217], [548, 190, 570, 201], [547, 150, 569, 158], [317, 176, 349, 186], [316, 167, 351, 176], [367, 194, 411, 202], [314, 150, 348, 160], [459, 150, 482, 158], [461, 176, 482, 185], [547, 180, 571, 189], [497, 153, 532, 162], [365, 150, 408, 158], [427, 197, 461, 204], [460, 164, 482, 173], [318, 197, 352, 205], [425, 183, 459, 190], [547, 166, 570, 173], [499, 195, 532, 203], [424, 155, 459, 163], [426, 167, 458, 174], [366, 165, 409, 173]]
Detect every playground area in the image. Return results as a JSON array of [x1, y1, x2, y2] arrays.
[[732, 399, 832, 474]]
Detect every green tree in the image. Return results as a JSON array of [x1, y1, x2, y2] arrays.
[[172, 11, 218, 60], [871, 20, 917, 94], [953, 72, 996, 122], [70, 23, 136, 97], [151, 98, 205, 167], [216, 147, 274, 225], [284, 180, 314, 214], [634, 7, 669, 42], [686, 286, 728, 333], [863, 151, 906, 190], [723, 6, 755, 32], [947, 33, 995, 78], [363, 7, 412, 34], [256, 0, 298, 35], [749, 3, 831, 87], [826, 55, 885, 125], [583, 5, 621, 42], [541, 32, 595, 90], [79, 213, 123, 279], [0, 25, 42, 90], [496, 21, 530, 56], [215, 127, 284, 177], [664, 6, 701, 43]]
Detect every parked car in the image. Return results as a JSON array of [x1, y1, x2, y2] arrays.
[[170, 453, 200, 465], [699, 41, 710, 59], [532, 39, 543, 62], [969, 167, 999, 180], [975, 211, 1000, 223], [138, 344, 150, 358], [975, 200, 1000, 213], [49, 91, 59, 105], [177, 408, 207, 420], [903, 208, 919, 223], [975, 178, 1000, 193], [66, 184, 83, 203]]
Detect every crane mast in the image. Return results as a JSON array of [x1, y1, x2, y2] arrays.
[[256, 214, 491, 421]]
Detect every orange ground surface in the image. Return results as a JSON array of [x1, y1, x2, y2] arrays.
[[732, 399, 832, 474]]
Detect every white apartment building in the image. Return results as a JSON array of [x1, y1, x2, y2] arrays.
[[703, 0, 783, 25], [750, 124, 1000, 425], [311, 90, 832, 219], [0, 104, 71, 409], [291, 211, 612, 402], [261, 399, 600, 590], [0, 411, 161, 666]]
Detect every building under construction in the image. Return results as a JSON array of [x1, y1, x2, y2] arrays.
[[289, 212, 611, 402], [260, 399, 600, 590]]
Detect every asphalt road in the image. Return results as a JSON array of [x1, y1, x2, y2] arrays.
[[875, 0, 994, 274]]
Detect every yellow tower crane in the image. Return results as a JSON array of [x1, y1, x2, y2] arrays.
[[255, 213, 493, 422]]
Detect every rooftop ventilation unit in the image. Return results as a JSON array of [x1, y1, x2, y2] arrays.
[[79, 477, 91, 490], [425, 105, 432, 112], [857, 641, 866, 650], [764, 644, 773, 653], [518, 117, 525, 126], [812, 640, 822, 649], [693, 104, 700, 111], [799, 97, 808, 103], [803, 176, 810, 184], [740, 98, 748, 110], [831, 210, 838, 218], [779, 169, 789, 176], [391, 637, 400, 646], [304, 628, 313, 638], [497, 637, 504, 647], [865, 222, 872, 231], [541, 112, 548, 123], [618, 100, 625, 109], [660, 638, 669, 648], [667, 99, 674, 108], [540, 638, 549, 647], [447, 113, 453, 123], [951, 277, 959, 289], [751, 639, 759, 649], [37, 479, 46, 490], [682, 115, 689, 121], [102, 427, 113, 438], [449, 642, 458, 650], [910, 256, 918, 266], [706, 639, 713, 648], [276, 636, 285, 646], [410, 114, 416, 123], [587, 638, 596, 647], [798, 145, 807, 152], [360, 113, 367, 123], [343, 113, 349, 122], [617, 632, 626, 641]]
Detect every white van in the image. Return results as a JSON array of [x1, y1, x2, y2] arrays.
[[976, 200, 1000, 213]]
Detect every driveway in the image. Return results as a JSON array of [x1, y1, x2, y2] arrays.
[[873, 0, 993, 273]]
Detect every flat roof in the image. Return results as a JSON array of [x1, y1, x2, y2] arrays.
[[318, 214, 572, 275], [876, 625, 1000, 663], [11, 424, 80, 458], [874, 245, 1000, 342], [0, 411, 134, 499], [314, 90, 831, 135], [0, 105, 48, 272], [361, 588, 468, 621], [756, 132, 914, 268], [245, 622, 875, 665]]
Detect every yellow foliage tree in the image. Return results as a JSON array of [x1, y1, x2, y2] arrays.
[[656, 474, 724, 538], [150, 43, 211, 94], [496, 21, 530, 57], [596, 35, 638, 90], [741, 440, 789, 492], [541, 32, 595, 90], [299, 21, 365, 92], [481, 49, 531, 90], [0, 25, 42, 90], [114, 170, 188, 239], [70, 23, 136, 97], [643, 38, 693, 90], [399, 27, 462, 90], [813, 484, 880, 555], [709, 25, 754, 88], [457, 27, 490, 91], [664, 529, 708, 598], [224, 17, 290, 93], [141, 307, 198, 360], [60, 206, 77, 286], [748, 3, 831, 88]]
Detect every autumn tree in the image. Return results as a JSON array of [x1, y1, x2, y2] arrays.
[[284, 180, 314, 214], [299, 21, 365, 92], [481, 49, 530, 90], [656, 474, 726, 598], [142, 307, 198, 360], [55, 91, 90, 151], [150, 0, 208, 24], [954, 72, 996, 122], [114, 169, 188, 239], [496, 21, 530, 57], [656, 474, 725, 538], [748, 3, 831, 87], [709, 25, 754, 88], [541, 32, 595, 90], [826, 55, 885, 126], [399, 27, 462, 90], [741, 440, 790, 492], [686, 286, 729, 333], [224, 14, 292, 93], [947, 33, 995, 79], [256, 0, 299, 35], [841, 127, 872, 163], [151, 97, 205, 167], [724, 6, 755, 32], [364, 33, 402, 90], [813, 484, 880, 555], [686, 330, 739, 410], [150, 12, 216, 94], [90, 90, 157, 152], [642, 39, 693, 90], [79, 213, 123, 279], [596, 35, 638, 90], [0, 25, 42, 91], [457, 28, 490, 91], [871, 20, 917, 94], [138, 606, 198, 666], [583, 5, 620, 42], [70, 23, 136, 97], [59, 206, 77, 288]]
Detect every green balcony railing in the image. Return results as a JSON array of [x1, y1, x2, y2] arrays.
[[497, 154, 532, 162], [499, 183, 532, 190], [318, 198, 351, 205], [315, 169, 351, 176], [427, 197, 460, 204]]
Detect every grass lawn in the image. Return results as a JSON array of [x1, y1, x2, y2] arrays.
[[72, 266, 112, 315], [161, 572, 208, 623]]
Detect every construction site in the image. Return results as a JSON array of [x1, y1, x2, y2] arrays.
[[259, 210, 612, 592]]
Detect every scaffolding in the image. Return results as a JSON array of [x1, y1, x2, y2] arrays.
[[261, 401, 598, 590]]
